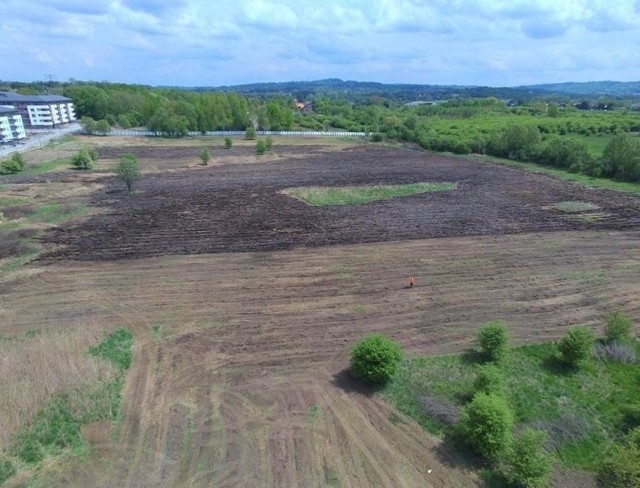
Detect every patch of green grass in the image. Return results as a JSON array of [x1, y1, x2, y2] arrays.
[[90, 328, 134, 370], [23, 158, 70, 175], [583, 134, 614, 158], [285, 182, 456, 206], [553, 201, 601, 213], [383, 341, 640, 471], [28, 203, 87, 225], [307, 404, 321, 422]]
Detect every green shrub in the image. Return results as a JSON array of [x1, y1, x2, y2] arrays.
[[605, 311, 633, 343], [255, 140, 266, 155], [457, 392, 513, 460], [87, 147, 98, 161], [477, 320, 509, 362], [599, 427, 640, 487], [502, 428, 552, 488], [71, 149, 93, 170], [1, 158, 23, 174], [224, 137, 232, 149], [265, 136, 273, 151], [11, 153, 26, 170], [245, 127, 256, 140], [558, 326, 594, 366], [473, 364, 507, 396], [371, 133, 383, 142], [350, 334, 403, 385]]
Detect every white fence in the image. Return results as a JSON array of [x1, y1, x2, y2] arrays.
[[108, 129, 370, 137], [0, 123, 81, 159]]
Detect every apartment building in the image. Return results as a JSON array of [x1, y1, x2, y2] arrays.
[[0, 106, 27, 144], [0, 92, 76, 129]]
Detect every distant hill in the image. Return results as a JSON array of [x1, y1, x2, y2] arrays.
[[192, 79, 640, 102]]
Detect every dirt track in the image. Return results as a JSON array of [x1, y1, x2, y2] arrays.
[[44, 144, 640, 260]]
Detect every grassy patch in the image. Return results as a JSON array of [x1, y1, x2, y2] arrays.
[[3, 328, 133, 484], [583, 134, 614, 158], [90, 328, 134, 370], [553, 201, 601, 213], [383, 342, 640, 471], [283, 182, 456, 206]]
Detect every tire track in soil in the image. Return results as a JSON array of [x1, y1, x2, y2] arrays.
[[2, 231, 640, 486]]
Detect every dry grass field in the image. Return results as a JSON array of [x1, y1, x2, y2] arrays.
[[1, 135, 639, 487]]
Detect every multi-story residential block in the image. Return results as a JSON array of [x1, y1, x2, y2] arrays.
[[0, 106, 27, 144], [0, 92, 76, 129]]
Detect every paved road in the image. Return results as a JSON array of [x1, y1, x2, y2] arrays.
[[0, 123, 81, 159]]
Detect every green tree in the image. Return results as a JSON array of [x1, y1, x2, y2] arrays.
[[71, 148, 93, 170], [200, 148, 211, 165], [116, 153, 140, 193], [245, 127, 257, 140], [558, 326, 594, 366], [502, 428, 552, 488], [477, 320, 509, 362], [1, 153, 26, 174], [224, 137, 233, 149], [457, 392, 513, 460], [604, 311, 633, 343], [11, 153, 26, 170], [80, 116, 97, 135], [95, 119, 111, 136], [350, 334, 403, 385], [603, 133, 640, 181], [255, 140, 267, 155]]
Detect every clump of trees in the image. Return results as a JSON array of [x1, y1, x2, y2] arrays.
[[350, 334, 403, 385], [80, 116, 111, 135]]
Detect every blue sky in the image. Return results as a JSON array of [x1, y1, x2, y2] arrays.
[[2, 0, 640, 87]]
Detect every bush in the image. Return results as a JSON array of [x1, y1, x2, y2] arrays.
[[473, 364, 507, 396], [245, 127, 256, 140], [350, 333, 403, 385], [371, 133, 383, 142], [605, 311, 633, 343], [457, 392, 513, 460], [599, 427, 640, 487], [71, 149, 93, 170], [558, 326, 594, 366], [502, 428, 552, 488], [1, 158, 23, 174], [11, 153, 26, 170], [255, 140, 266, 155], [87, 147, 98, 161], [224, 137, 232, 149], [477, 320, 509, 362], [265, 136, 273, 151]]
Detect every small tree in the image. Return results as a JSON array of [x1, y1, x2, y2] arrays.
[[245, 127, 256, 140], [87, 147, 98, 162], [11, 153, 25, 170], [95, 119, 111, 136], [265, 136, 273, 151], [116, 153, 140, 193], [224, 137, 233, 149], [605, 311, 633, 343], [255, 140, 267, 155], [558, 326, 594, 366], [477, 320, 509, 362], [1, 153, 25, 174], [502, 428, 552, 488], [350, 334, 403, 385], [458, 392, 513, 460], [200, 148, 211, 165], [72, 148, 93, 170], [473, 364, 507, 397]]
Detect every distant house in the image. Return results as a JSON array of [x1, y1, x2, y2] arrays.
[[0, 106, 26, 144], [0, 92, 76, 129]]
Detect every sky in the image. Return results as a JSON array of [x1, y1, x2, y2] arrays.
[[2, 0, 640, 87]]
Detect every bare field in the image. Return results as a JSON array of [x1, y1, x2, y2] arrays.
[[1, 137, 640, 487]]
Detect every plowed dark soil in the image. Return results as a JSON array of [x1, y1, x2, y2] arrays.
[[44, 144, 640, 261]]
